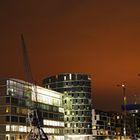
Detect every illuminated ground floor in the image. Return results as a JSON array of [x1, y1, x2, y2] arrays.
[[0, 123, 64, 140], [0, 133, 64, 140], [92, 136, 134, 140], [65, 135, 92, 140]]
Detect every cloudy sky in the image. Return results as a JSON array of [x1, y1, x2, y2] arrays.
[[1, 0, 140, 111]]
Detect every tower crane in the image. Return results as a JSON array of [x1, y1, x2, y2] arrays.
[[20, 34, 48, 140]]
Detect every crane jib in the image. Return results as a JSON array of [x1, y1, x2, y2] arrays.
[[20, 34, 48, 140]]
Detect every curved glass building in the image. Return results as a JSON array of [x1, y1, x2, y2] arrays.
[[43, 73, 92, 140]]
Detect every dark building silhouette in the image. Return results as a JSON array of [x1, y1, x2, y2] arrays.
[[123, 104, 140, 139]]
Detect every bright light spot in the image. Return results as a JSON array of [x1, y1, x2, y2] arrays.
[[122, 84, 125, 87]]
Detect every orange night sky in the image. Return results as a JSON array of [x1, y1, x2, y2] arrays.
[[1, 0, 140, 111]]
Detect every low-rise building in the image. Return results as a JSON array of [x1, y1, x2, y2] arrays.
[[92, 109, 115, 140], [125, 104, 140, 139], [114, 112, 131, 140], [92, 106, 140, 140], [0, 78, 64, 140]]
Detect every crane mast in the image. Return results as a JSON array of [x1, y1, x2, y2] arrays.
[[20, 34, 48, 140]]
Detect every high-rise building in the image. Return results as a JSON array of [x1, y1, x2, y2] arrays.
[[43, 73, 92, 140], [0, 78, 64, 140]]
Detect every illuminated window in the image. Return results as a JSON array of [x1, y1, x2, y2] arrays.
[[117, 116, 120, 119], [44, 119, 64, 127], [69, 74, 72, 80], [59, 107, 64, 113], [8, 125, 27, 132], [67, 123, 70, 127], [6, 107, 11, 113], [21, 108, 28, 115], [6, 134, 10, 140], [52, 128, 54, 133], [7, 88, 14, 96], [46, 128, 51, 133], [19, 125, 27, 132], [11, 125, 18, 131], [6, 125, 10, 131], [67, 110, 70, 115], [27, 126, 31, 132]]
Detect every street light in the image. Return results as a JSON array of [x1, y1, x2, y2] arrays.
[[117, 84, 127, 140]]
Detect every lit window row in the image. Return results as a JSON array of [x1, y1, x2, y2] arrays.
[[6, 125, 27, 132], [43, 127, 63, 134], [48, 136, 64, 140], [43, 120, 64, 127], [6, 106, 28, 115], [7, 80, 32, 97], [7, 80, 63, 106], [6, 125, 63, 134], [36, 86, 61, 99], [5, 134, 64, 140], [53, 136, 64, 140], [32, 92, 61, 106]]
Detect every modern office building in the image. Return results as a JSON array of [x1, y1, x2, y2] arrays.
[[0, 78, 64, 140], [92, 109, 115, 140], [43, 73, 92, 140], [92, 109, 134, 140]]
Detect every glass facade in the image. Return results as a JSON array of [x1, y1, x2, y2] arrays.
[[0, 78, 64, 140], [43, 73, 92, 139]]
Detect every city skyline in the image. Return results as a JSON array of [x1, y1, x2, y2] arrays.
[[1, 0, 140, 111]]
